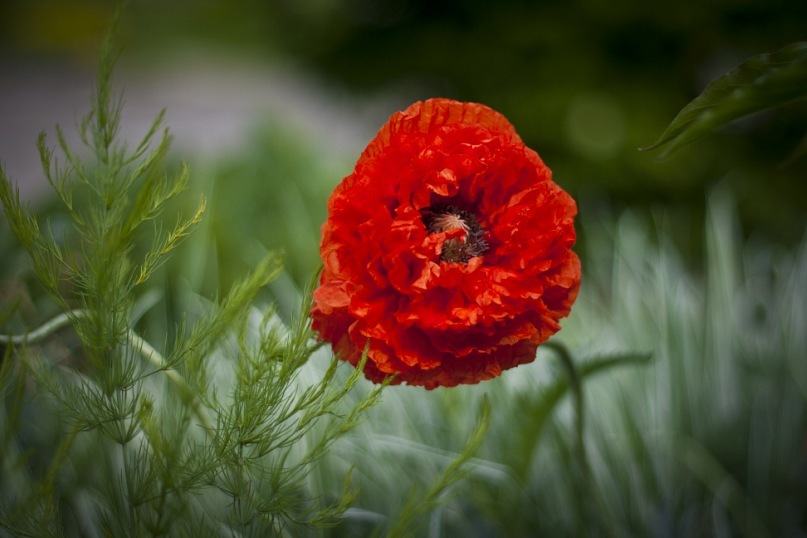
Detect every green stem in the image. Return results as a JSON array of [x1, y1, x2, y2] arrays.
[[544, 341, 615, 538], [544, 342, 585, 449], [0, 309, 85, 345], [544, 341, 589, 533], [120, 438, 140, 533], [125, 328, 214, 434], [40, 427, 79, 496]]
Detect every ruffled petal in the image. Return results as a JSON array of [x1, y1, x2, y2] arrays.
[[310, 98, 581, 389]]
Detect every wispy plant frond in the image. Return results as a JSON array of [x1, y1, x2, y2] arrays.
[[0, 10, 400, 536]]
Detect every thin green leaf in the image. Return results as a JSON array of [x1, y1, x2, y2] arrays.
[[384, 396, 491, 538], [642, 42, 807, 157], [135, 192, 205, 285]]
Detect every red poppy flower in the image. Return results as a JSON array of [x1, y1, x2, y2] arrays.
[[310, 98, 580, 389]]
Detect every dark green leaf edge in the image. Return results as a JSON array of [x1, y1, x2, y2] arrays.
[[641, 42, 807, 158]]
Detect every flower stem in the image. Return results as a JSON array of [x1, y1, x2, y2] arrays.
[[544, 341, 616, 538]]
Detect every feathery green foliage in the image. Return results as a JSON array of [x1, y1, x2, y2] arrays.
[[381, 397, 490, 538], [0, 13, 488, 536], [0, 10, 494, 534]]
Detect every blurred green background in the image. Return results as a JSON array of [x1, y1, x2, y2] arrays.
[[2, 0, 807, 257], [1, 2, 807, 536]]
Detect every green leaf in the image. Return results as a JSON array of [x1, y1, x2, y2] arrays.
[[642, 42, 807, 157]]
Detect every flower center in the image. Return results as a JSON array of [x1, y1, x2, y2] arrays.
[[423, 205, 488, 263]]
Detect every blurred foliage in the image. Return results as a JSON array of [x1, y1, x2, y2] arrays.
[[257, 0, 807, 243], [1, 5, 806, 535], [207, 124, 335, 293], [0, 26, 494, 534], [642, 41, 807, 157], [1, 0, 806, 244], [313, 188, 807, 537]]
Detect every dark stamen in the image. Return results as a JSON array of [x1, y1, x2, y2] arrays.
[[422, 205, 488, 263]]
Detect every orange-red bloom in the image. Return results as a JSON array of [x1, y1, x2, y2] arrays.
[[311, 98, 580, 389]]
